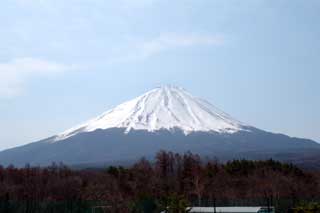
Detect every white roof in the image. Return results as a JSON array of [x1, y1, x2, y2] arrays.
[[189, 207, 263, 213]]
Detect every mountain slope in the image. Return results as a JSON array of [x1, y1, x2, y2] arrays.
[[0, 86, 319, 168], [55, 85, 245, 141]]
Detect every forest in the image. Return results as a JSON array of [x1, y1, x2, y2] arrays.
[[0, 151, 319, 213]]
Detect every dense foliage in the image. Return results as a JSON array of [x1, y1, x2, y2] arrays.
[[293, 202, 320, 213], [0, 151, 319, 213]]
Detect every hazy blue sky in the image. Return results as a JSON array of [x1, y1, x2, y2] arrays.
[[0, 0, 319, 150]]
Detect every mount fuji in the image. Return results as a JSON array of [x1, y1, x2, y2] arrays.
[[1, 86, 319, 168], [56, 85, 246, 141]]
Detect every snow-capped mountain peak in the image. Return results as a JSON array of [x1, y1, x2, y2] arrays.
[[54, 85, 246, 141]]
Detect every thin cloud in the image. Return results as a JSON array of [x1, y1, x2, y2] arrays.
[[120, 0, 158, 10], [0, 58, 75, 97], [110, 33, 225, 63], [141, 33, 225, 56]]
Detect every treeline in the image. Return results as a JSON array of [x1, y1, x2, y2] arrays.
[[0, 151, 319, 213]]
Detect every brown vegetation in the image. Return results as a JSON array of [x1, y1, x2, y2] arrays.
[[0, 151, 319, 212]]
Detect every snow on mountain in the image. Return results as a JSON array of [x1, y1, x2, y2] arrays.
[[54, 85, 247, 141]]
